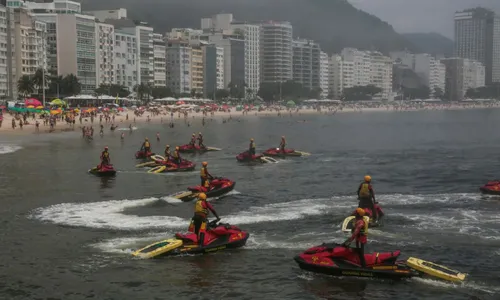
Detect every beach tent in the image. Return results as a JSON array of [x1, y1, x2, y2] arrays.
[[286, 100, 296, 107], [25, 98, 42, 106]]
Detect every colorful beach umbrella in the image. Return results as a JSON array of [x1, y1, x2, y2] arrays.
[[50, 99, 66, 106], [36, 106, 43, 109], [25, 98, 42, 106]]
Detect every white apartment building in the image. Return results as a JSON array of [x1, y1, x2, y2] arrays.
[[369, 52, 393, 99], [166, 39, 192, 95], [95, 22, 115, 86], [153, 33, 166, 87], [13, 8, 47, 88], [201, 13, 233, 34], [319, 51, 329, 98], [0, 6, 15, 99], [114, 29, 138, 91], [134, 24, 154, 85], [84, 8, 127, 22], [230, 22, 261, 95], [202, 44, 224, 97], [441, 58, 485, 100], [390, 51, 446, 95], [206, 32, 245, 89], [341, 48, 370, 88], [166, 28, 203, 45], [261, 21, 293, 83], [8, 0, 81, 13], [292, 39, 320, 91], [329, 54, 343, 99]]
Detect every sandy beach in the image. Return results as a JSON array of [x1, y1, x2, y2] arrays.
[[1, 102, 499, 137]]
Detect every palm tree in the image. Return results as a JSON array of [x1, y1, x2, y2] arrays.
[[134, 83, 151, 103], [62, 74, 81, 96], [32, 68, 49, 96], [17, 75, 34, 98]]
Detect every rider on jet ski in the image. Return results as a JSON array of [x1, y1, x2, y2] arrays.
[[164, 145, 171, 162], [200, 162, 213, 188], [189, 193, 220, 246], [357, 175, 378, 222], [197, 132, 206, 149], [189, 133, 196, 146], [173, 146, 182, 165], [100, 146, 110, 168], [249, 138, 256, 156], [141, 138, 151, 153], [279, 136, 286, 153], [342, 208, 368, 267]]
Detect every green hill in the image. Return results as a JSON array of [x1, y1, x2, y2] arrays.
[[81, 0, 419, 54], [401, 32, 454, 57]]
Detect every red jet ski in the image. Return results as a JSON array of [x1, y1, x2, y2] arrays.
[[135, 150, 154, 159], [294, 243, 466, 282], [236, 151, 278, 163], [178, 144, 221, 154], [263, 148, 309, 157], [479, 181, 500, 195], [132, 219, 249, 258], [88, 164, 116, 177], [172, 177, 236, 202], [148, 159, 196, 173]]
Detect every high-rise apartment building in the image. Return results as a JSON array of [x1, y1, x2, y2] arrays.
[[114, 29, 138, 91], [84, 8, 127, 22], [292, 39, 320, 91], [202, 43, 224, 98], [260, 21, 293, 83], [454, 8, 500, 84], [95, 22, 115, 86], [153, 33, 166, 87], [13, 8, 47, 91], [230, 22, 260, 94], [319, 51, 329, 99], [0, 5, 15, 98], [166, 39, 192, 95], [341, 48, 371, 88], [369, 51, 393, 99], [329, 54, 343, 99], [191, 45, 204, 94], [441, 58, 485, 100], [166, 28, 203, 45], [207, 32, 245, 89]]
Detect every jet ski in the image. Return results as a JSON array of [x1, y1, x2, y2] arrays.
[[294, 243, 466, 282], [479, 180, 500, 195], [88, 164, 116, 177], [135, 150, 154, 159], [171, 177, 235, 202], [263, 147, 310, 157], [178, 144, 221, 154], [236, 151, 278, 164], [147, 158, 196, 173], [341, 205, 385, 233], [132, 219, 249, 259]]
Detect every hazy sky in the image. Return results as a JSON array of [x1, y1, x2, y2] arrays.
[[349, 0, 500, 38]]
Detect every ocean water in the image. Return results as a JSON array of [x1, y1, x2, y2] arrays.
[[1, 109, 500, 299]]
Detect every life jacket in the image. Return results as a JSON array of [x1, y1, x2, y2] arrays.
[[173, 151, 179, 158], [204, 179, 210, 188], [144, 141, 150, 148], [250, 142, 255, 149], [102, 151, 109, 158], [359, 183, 371, 198], [351, 217, 369, 241], [164, 149, 170, 156], [200, 167, 208, 178], [195, 199, 209, 216]]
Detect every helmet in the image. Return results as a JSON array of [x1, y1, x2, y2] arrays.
[[250, 138, 254, 141], [165, 145, 170, 148], [199, 132, 202, 135], [202, 161, 208, 166], [175, 146, 179, 150], [281, 136, 285, 139], [145, 138, 149, 141], [355, 208, 365, 216], [104, 146, 109, 150], [364, 175, 372, 182], [198, 193, 207, 200], [192, 133, 196, 136]]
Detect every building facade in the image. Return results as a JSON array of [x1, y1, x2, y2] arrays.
[[292, 39, 320, 91], [369, 51, 393, 99], [191, 45, 203, 94], [135, 24, 154, 85], [260, 21, 293, 83], [153, 32, 166, 87], [441, 58, 486, 100], [454, 8, 500, 83], [202, 44, 224, 98], [230, 22, 260, 95], [329, 54, 343, 99], [84, 8, 127, 22], [95, 22, 115, 86], [114, 29, 138, 91], [0, 5, 15, 98], [319, 51, 329, 98], [341, 48, 370, 89], [166, 39, 192, 95]]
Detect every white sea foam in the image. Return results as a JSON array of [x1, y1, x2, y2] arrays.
[[116, 126, 138, 131], [0, 144, 22, 154], [412, 277, 500, 295]]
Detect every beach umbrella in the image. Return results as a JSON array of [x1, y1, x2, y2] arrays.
[[36, 106, 43, 109], [25, 98, 42, 106], [286, 100, 296, 107], [176, 100, 185, 105], [50, 98, 66, 106], [50, 109, 61, 115], [27, 105, 34, 108]]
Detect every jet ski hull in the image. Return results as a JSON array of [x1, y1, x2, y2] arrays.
[[172, 179, 236, 202], [178, 144, 221, 154], [479, 181, 500, 195], [263, 148, 309, 157], [135, 151, 154, 159], [88, 166, 116, 177], [132, 223, 249, 258]]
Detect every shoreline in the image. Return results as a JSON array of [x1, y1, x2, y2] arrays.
[[1, 104, 499, 138]]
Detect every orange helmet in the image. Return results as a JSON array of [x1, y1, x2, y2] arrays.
[[175, 146, 179, 150], [202, 161, 208, 166], [364, 175, 372, 182], [198, 193, 207, 200], [355, 208, 365, 216], [104, 146, 109, 150]]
